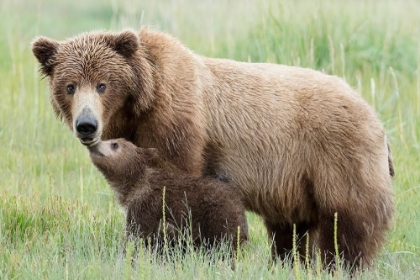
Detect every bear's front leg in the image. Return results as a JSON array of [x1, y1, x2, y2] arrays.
[[155, 121, 206, 177]]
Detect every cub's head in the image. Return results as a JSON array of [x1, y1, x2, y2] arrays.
[[32, 29, 154, 146], [88, 138, 156, 181]]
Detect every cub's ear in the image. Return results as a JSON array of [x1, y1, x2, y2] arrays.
[[32, 37, 59, 76], [144, 148, 160, 160], [108, 30, 139, 57], [142, 148, 166, 168]]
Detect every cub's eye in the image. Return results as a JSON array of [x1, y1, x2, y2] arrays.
[[66, 84, 76, 94], [97, 83, 106, 93], [111, 142, 119, 150]]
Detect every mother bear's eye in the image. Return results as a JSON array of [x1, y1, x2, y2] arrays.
[[96, 83, 106, 93], [66, 84, 76, 94], [111, 142, 119, 150]]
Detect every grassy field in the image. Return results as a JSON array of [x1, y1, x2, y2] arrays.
[[1, 0, 419, 279]]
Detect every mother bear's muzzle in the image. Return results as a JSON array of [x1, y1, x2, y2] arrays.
[[75, 107, 100, 146]]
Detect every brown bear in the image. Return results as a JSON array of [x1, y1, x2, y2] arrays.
[[87, 138, 249, 255], [32, 27, 394, 272]]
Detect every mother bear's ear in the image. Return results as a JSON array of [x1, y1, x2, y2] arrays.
[[32, 37, 59, 76], [107, 29, 155, 116], [107, 30, 139, 58]]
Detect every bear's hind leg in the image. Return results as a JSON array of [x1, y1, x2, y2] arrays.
[[317, 208, 383, 275], [314, 164, 393, 274], [264, 220, 313, 264]]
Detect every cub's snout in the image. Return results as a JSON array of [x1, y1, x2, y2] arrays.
[[87, 139, 121, 158], [87, 142, 104, 157]]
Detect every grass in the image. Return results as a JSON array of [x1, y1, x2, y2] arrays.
[[0, 0, 419, 278]]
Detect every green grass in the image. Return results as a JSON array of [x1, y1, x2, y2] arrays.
[[1, 0, 419, 279]]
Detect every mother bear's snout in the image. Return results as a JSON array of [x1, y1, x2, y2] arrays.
[[76, 107, 98, 136], [76, 117, 97, 135], [75, 107, 99, 145]]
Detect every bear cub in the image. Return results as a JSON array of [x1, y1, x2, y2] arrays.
[[88, 138, 249, 254]]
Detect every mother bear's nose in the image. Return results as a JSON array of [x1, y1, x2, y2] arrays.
[[76, 108, 98, 136]]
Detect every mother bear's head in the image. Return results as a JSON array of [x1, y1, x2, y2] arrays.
[[32, 29, 154, 146]]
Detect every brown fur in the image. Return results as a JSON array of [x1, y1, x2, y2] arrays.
[[88, 139, 249, 254], [32, 27, 394, 272]]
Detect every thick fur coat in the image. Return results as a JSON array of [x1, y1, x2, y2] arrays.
[[88, 139, 249, 253], [32, 27, 394, 271]]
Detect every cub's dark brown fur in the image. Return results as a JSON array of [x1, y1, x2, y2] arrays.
[[88, 138, 249, 253]]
